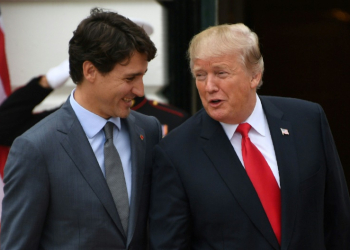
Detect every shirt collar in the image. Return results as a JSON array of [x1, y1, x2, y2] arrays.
[[220, 94, 266, 140], [69, 89, 121, 139]]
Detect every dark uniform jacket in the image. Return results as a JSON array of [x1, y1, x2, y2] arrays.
[[132, 96, 189, 136], [0, 76, 57, 147]]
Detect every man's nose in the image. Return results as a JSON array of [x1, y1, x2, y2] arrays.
[[205, 74, 219, 93], [133, 78, 145, 97]]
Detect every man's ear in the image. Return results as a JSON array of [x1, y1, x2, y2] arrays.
[[250, 72, 262, 89], [82, 61, 97, 83]]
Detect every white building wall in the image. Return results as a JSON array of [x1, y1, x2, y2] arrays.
[[1, 0, 167, 111]]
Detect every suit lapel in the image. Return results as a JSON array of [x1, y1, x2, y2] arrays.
[[125, 113, 146, 247], [260, 97, 299, 249], [200, 111, 280, 250], [56, 100, 126, 238]]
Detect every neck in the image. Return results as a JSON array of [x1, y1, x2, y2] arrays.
[[74, 83, 104, 117]]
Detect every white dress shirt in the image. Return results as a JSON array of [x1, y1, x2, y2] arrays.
[[220, 95, 280, 187], [69, 89, 132, 201]]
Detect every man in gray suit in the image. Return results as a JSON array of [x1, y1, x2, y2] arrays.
[[1, 8, 162, 249]]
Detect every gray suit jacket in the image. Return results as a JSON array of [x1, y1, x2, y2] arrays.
[[1, 98, 162, 250]]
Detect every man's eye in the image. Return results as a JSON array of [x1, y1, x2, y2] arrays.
[[126, 77, 135, 81], [217, 72, 228, 77], [196, 74, 206, 80]]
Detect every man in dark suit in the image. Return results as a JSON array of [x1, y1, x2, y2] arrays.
[[149, 23, 350, 249], [1, 8, 162, 249]]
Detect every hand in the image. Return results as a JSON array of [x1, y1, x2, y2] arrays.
[[45, 59, 70, 89]]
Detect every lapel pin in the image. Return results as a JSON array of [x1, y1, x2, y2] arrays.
[[140, 135, 144, 140], [280, 128, 289, 136]]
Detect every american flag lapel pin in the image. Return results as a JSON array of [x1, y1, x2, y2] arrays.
[[140, 135, 144, 140], [280, 128, 289, 136]]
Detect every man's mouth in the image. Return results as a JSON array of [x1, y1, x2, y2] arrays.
[[208, 99, 224, 107], [123, 98, 133, 102]]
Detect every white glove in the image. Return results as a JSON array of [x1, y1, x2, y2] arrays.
[[46, 59, 70, 89]]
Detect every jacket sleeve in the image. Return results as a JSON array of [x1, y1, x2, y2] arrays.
[[0, 76, 57, 146], [149, 144, 191, 250], [0, 136, 50, 249], [319, 105, 350, 249]]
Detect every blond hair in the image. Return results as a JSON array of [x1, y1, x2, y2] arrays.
[[188, 23, 264, 87]]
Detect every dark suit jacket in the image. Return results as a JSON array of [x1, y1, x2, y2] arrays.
[[1, 98, 162, 250], [149, 96, 350, 250]]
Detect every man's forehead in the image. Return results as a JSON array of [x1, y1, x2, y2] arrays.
[[193, 56, 236, 70]]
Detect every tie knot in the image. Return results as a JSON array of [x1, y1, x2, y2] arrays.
[[236, 123, 251, 137], [104, 122, 114, 140]]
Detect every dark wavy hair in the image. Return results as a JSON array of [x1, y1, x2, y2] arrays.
[[69, 8, 157, 84]]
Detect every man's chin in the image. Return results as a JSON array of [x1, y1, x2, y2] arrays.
[[117, 109, 131, 119], [206, 109, 229, 123]]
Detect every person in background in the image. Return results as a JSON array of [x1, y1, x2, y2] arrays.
[[1, 8, 161, 250], [149, 23, 350, 249], [0, 59, 69, 147], [132, 96, 189, 136]]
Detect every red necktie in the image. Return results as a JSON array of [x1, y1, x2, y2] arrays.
[[236, 123, 281, 244]]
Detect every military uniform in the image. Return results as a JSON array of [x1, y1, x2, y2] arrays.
[[131, 96, 189, 136], [0, 76, 57, 147]]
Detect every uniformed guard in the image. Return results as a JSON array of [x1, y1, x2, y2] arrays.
[[132, 96, 189, 136]]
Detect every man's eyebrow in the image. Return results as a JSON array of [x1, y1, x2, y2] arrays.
[[193, 64, 229, 72], [192, 69, 201, 73], [193, 66, 205, 72], [212, 64, 230, 69], [125, 69, 148, 77]]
